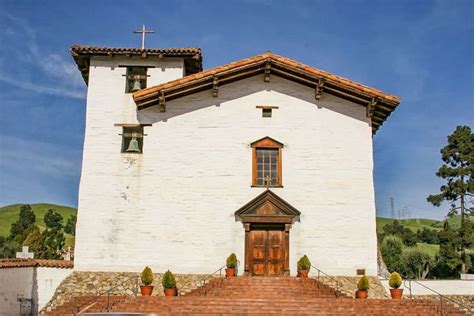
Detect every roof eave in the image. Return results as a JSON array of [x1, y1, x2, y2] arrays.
[[133, 53, 400, 135], [71, 45, 203, 85]]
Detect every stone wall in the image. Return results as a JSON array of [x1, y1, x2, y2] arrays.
[[319, 276, 389, 299], [40, 271, 217, 313]]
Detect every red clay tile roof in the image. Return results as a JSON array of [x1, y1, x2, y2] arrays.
[[133, 52, 401, 134], [0, 258, 73, 269], [71, 45, 203, 85]]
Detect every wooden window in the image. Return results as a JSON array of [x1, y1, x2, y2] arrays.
[[125, 67, 148, 93], [251, 137, 283, 187], [262, 108, 272, 117], [256, 105, 278, 118], [121, 126, 144, 153]]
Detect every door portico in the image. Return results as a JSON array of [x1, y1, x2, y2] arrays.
[[234, 190, 300, 276]]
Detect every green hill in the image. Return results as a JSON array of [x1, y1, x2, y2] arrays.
[[0, 203, 77, 246], [376, 215, 462, 233]]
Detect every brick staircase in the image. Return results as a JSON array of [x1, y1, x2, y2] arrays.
[[44, 276, 467, 315]]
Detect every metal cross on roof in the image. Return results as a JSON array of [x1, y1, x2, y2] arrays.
[[133, 25, 155, 50]]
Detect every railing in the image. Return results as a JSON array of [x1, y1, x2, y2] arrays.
[[378, 272, 469, 316], [310, 265, 341, 298], [180, 261, 240, 296], [75, 274, 141, 314]]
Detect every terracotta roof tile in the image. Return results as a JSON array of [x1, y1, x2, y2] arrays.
[[0, 258, 73, 269], [133, 52, 400, 106], [71, 45, 203, 85]]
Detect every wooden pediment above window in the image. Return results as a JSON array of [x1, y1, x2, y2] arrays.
[[250, 136, 284, 148], [235, 190, 301, 224]]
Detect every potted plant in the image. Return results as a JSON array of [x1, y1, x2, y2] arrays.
[[356, 275, 369, 299], [226, 253, 238, 278], [297, 255, 311, 278], [389, 272, 403, 299], [162, 270, 177, 297], [140, 266, 154, 296]]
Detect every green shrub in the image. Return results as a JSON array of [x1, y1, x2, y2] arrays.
[[381, 235, 404, 272], [141, 266, 154, 285], [388, 272, 402, 289], [162, 270, 176, 289], [401, 247, 432, 279], [226, 253, 238, 268], [357, 275, 370, 291], [297, 255, 311, 271]]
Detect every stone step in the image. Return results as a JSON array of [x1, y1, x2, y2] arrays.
[[43, 276, 468, 316]]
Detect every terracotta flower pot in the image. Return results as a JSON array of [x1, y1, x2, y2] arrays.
[[390, 288, 403, 299], [164, 287, 177, 297], [298, 270, 309, 278], [225, 268, 236, 278], [356, 290, 368, 299], [139, 285, 154, 296]]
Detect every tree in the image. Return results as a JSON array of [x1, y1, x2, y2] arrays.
[[38, 229, 65, 259], [0, 237, 19, 258], [381, 235, 404, 272], [401, 248, 432, 279], [38, 209, 65, 259], [44, 209, 63, 230], [438, 220, 461, 271], [9, 204, 36, 245], [427, 125, 473, 273], [23, 225, 44, 255], [64, 214, 77, 236], [381, 220, 418, 246], [416, 228, 440, 244]]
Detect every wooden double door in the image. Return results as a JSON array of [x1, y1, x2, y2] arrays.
[[248, 225, 286, 276]]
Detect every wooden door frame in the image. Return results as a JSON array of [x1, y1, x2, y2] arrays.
[[234, 190, 301, 277], [244, 221, 292, 276]]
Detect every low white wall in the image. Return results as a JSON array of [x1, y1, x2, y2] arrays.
[[0, 267, 35, 316], [380, 278, 474, 295], [36, 267, 72, 311]]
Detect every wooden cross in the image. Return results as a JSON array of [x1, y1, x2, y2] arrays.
[[264, 175, 272, 189], [134, 25, 155, 50]]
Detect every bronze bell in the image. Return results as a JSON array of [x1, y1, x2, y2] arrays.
[[126, 137, 141, 153], [131, 79, 142, 92]]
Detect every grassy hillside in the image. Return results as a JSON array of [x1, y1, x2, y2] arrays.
[[376, 215, 462, 233], [0, 203, 77, 247]]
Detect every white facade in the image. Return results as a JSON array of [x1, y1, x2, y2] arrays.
[[74, 55, 378, 276]]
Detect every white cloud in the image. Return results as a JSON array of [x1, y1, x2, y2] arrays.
[[0, 13, 85, 99]]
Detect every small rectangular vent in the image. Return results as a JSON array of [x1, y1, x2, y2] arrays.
[[356, 269, 366, 276]]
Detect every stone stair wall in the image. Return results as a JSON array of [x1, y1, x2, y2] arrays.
[[40, 271, 217, 314], [319, 276, 390, 298], [44, 276, 467, 316]]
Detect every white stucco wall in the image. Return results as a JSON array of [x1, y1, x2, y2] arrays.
[[0, 266, 72, 316], [36, 267, 72, 311], [0, 267, 35, 316], [380, 279, 474, 295], [75, 66, 377, 276]]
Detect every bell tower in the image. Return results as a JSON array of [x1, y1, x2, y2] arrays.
[[71, 41, 202, 271]]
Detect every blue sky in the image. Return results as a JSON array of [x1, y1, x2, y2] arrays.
[[0, 0, 472, 219]]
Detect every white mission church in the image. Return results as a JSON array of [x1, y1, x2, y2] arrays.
[[71, 40, 400, 277]]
